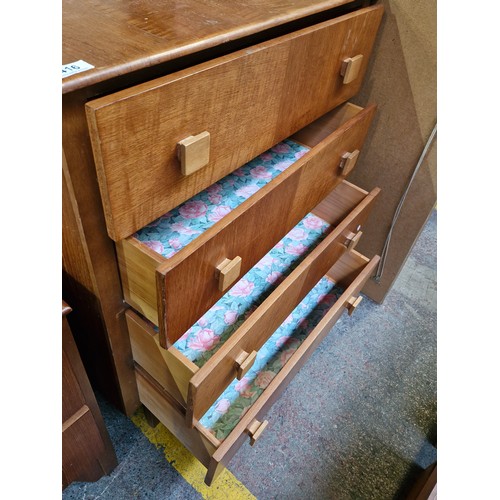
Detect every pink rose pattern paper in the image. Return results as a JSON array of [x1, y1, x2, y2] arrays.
[[131, 138, 348, 441], [134, 140, 310, 258], [173, 213, 332, 368], [198, 276, 343, 440], [168, 212, 344, 440]]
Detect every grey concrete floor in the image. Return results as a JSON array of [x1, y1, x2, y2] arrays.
[[63, 210, 436, 499]]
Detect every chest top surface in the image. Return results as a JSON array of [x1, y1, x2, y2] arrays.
[[62, 0, 359, 93]]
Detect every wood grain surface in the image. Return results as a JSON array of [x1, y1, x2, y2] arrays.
[[135, 366, 218, 469], [62, 0, 364, 93], [126, 310, 187, 407], [62, 304, 117, 488], [85, 6, 383, 240], [63, 93, 140, 415], [205, 251, 380, 485], [186, 186, 380, 425], [155, 104, 377, 347]]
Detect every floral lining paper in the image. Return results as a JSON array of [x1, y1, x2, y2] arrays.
[[134, 139, 346, 441], [197, 276, 343, 440], [134, 140, 310, 258]]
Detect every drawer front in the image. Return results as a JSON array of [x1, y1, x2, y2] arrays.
[[134, 251, 379, 486], [155, 104, 376, 347], [134, 365, 218, 471], [204, 251, 380, 485], [86, 5, 383, 241], [186, 186, 379, 424]]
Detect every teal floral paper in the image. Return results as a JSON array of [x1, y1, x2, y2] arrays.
[[173, 213, 333, 368], [134, 140, 310, 258], [198, 276, 343, 440], [131, 137, 348, 442]]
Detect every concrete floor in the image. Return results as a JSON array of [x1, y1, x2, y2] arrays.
[[63, 210, 436, 499]]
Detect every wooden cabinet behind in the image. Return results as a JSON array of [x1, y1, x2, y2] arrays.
[[62, 302, 117, 489]]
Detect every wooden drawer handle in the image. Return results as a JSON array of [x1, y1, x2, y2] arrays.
[[339, 149, 360, 176], [344, 230, 363, 251], [246, 419, 269, 446], [345, 295, 363, 316], [234, 350, 257, 380], [215, 256, 242, 292], [340, 54, 364, 84], [177, 131, 210, 175]]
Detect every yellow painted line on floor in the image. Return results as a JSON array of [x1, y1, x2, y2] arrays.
[[131, 408, 255, 500]]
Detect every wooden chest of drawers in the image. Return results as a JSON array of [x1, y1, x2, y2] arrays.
[[63, 0, 384, 486]]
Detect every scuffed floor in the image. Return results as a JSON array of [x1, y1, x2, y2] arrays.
[[63, 211, 437, 499]]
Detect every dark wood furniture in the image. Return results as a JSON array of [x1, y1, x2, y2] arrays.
[[62, 302, 117, 489]]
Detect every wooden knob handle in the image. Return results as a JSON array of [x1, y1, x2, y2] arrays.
[[215, 256, 242, 291], [177, 131, 210, 175], [345, 295, 363, 316], [234, 350, 257, 380], [246, 419, 268, 446], [339, 149, 360, 176], [340, 54, 364, 84], [344, 230, 363, 251]]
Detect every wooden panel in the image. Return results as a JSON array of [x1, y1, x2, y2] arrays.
[[125, 309, 199, 406], [291, 102, 364, 147], [63, 92, 139, 416], [62, 346, 86, 422], [126, 310, 186, 406], [187, 187, 380, 424], [327, 248, 370, 287], [348, 0, 436, 303], [156, 104, 377, 346], [116, 238, 164, 325], [62, 408, 106, 487], [62, 305, 117, 489], [135, 365, 218, 469], [62, 0, 359, 93], [312, 180, 368, 226], [205, 252, 380, 485], [85, 6, 383, 240]]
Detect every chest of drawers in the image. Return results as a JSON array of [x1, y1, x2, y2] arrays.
[[63, 0, 383, 485]]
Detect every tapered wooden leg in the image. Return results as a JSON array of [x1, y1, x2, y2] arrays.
[[205, 458, 225, 486], [143, 405, 160, 428]]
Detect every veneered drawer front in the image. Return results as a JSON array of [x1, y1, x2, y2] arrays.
[[155, 104, 377, 347], [204, 251, 380, 485], [134, 251, 380, 486], [86, 5, 383, 241], [186, 186, 379, 424]]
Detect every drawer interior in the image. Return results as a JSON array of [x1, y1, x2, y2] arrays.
[[198, 245, 375, 441], [195, 273, 344, 441], [132, 102, 364, 260], [133, 139, 311, 260], [172, 212, 334, 370], [117, 102, 374, 338], [132, 247, 379, 485], [127, 178, 377, 406]]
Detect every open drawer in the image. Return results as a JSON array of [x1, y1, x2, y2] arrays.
[[125, 179, 379, 416], [117, 102, 377, 347], [86, 5, 383, 241], [131, 248, 380, 486]]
